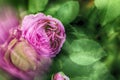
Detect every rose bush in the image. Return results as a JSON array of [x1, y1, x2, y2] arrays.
[[21, 13, 66, 57]]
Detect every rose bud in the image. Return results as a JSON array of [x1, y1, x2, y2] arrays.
[[21, 13, 66, 57], [0, 6, 19, 45], [53, 72, 70, 80], [0, 38, 52, 80]]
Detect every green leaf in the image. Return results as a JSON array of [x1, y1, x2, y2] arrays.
[[29, 0, 48, 13], [69, 39, 106, 65], [70, 62, 115, 80], [71, 77, 89, 80], [95, 0, 120, 25], [94, 0, 108, 10], [44, 0, 73, 16], [103, 0, 120, 25], [80, 0, 95, 19], [89, 62, 115, 80], [51, 54, 94, 78], [54, 1, 80, 25], [44, 1, 62, 16], [65, 25, 88, 42]]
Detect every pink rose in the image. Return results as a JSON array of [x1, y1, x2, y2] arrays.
[[21, 13, 66, 57], [53, 72, 70, 80]]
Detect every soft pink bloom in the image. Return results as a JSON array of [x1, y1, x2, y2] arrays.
[[53, 72, 70, 80], [0, 6, 19, 45], [21, 13, 66, 57], [0, 37, 52, 80]]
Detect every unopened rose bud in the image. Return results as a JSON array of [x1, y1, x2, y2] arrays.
[[53, 72, 70, 80], [0, 38, 52, 80]]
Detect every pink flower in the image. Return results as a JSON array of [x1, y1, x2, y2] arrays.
[[21, 13, 66, 57], [0, 38, 52, 80], [53, 72, 70, 80], [0, 6, 19, 45]]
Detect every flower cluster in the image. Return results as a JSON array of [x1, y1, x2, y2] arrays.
[[0, 7, 66, 80]]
